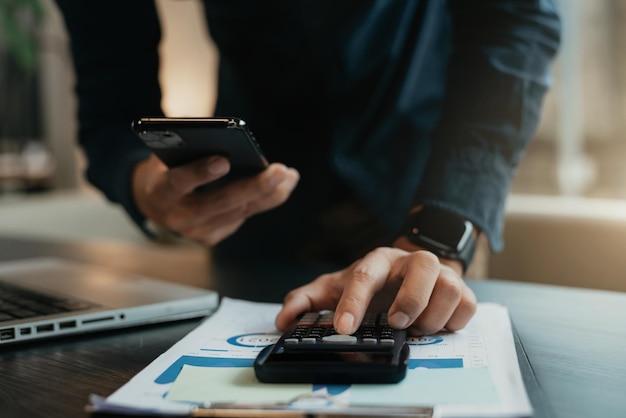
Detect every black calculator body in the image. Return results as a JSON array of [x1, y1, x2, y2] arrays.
[[254, 312, 410, 384]]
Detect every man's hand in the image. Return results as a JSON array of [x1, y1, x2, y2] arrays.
[[275, 238, 477, 336], [132, 155, 299, 246]]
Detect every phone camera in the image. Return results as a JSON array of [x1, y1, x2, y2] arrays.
[[139, 131, 185, 148]]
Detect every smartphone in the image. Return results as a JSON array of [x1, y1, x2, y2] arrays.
[[254, 311, 410, 384], [132, 117, 268, 191]]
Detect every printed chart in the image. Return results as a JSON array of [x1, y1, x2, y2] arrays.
[[94, 298, 531, 418]]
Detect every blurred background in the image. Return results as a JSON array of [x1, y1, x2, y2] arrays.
[[1, 0, 625, 291]]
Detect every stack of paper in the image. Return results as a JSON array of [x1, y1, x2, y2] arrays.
[[88, 298, 532, 417]]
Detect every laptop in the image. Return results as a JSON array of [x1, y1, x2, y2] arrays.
[[0, 257, 219, 346]]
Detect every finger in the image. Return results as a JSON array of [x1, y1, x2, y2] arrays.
[[236, 163, 295, 199], [334, 248, 395, 335], [132, 155, 168, 215], [181, 207, 247, 246], [407, 266, 464, 335], [242, 168, 299, 216], [171, 165, 298, 233], [387, 250, 440, 329], [165, 156, 230, 196], [275, 274, 341, 331], [444, 283, 477, 332], [191, 163, 294, 214], [275, 291, 315, 332]]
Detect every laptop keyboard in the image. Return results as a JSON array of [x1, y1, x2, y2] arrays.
[[0, 281, 94, 322]]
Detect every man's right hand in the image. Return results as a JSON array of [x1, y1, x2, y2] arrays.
[[132, 154, 300, 246]]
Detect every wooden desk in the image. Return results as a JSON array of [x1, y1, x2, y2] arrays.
[[0, 236, 624, 418]]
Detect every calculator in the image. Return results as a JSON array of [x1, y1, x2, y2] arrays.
[[254, 311, 410, 384]]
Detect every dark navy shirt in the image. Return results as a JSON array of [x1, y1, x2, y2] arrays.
[[56, 0, 560, 259]]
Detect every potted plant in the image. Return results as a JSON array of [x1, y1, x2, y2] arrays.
[[0, 0, 53, 193]]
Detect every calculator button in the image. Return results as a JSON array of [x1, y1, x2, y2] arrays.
[[298, 313, 319, 326], [322, 335, 357, 343], [361, 314, 377, 327], [317, 318, 334, 326], [281, 311, 409, 355]]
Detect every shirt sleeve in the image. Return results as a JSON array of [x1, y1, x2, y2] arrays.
[[414, 0, 561, 251], [54, 0, 164, 233]]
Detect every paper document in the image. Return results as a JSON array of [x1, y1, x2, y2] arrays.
[[89, 298, 532, 417]]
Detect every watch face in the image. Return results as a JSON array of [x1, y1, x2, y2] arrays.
[[408, 207, 473, 253]]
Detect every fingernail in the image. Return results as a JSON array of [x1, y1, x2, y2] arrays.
[[388, 311, 411, 329], [336, 312, 355, 334], [284, 173, 299, 191], [267, 167, 287, 187], [208, 157, 229, 175]]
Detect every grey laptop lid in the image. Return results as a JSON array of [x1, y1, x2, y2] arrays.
[[0, 258, 218, 345]]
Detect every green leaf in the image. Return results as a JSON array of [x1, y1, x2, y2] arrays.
[[0, 0, 44, 72]]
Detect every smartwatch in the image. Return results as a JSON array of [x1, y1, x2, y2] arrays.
[[402, 206, 476, 272]]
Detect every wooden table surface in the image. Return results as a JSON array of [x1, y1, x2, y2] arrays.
[[0, 236, 624, 418]]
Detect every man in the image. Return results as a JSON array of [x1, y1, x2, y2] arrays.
[[55, 0, 561, 336]]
